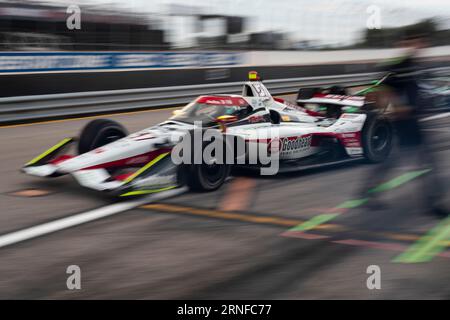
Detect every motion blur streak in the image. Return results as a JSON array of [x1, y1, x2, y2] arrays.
[[219, 177, 256, 212], [0, 0, 449, 300], [1, 94, 450, 298], [0, 187, 187, 249], [394, 216, 450, 263]]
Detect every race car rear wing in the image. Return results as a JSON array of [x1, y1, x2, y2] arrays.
[[297, 93, 366, 107]]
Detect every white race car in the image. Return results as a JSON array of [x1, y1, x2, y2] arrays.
[[22, 72, 392, 196]]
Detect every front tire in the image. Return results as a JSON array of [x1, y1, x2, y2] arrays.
[[362, 113, 392, 163], [183, 164, 230, 192], [78, 119, 128, 154], [179, 130, 231, 192]]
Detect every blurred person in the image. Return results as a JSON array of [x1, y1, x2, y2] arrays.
[[358, 30, 448, 217]]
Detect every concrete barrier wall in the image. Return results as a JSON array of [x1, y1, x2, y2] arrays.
[[0, 47, 448, 97], [0, 62, 379, 97]]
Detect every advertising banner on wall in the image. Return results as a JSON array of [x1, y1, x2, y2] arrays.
[[0, 52, 243, 73]]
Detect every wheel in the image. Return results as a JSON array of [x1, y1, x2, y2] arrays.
[[327, 85, 347, 95], [78, 119, 128, 154], [183, 163, 230, 192], [179, 130, 231, 192], [297, 87, 319, 101], [361, 113, 393, 163]]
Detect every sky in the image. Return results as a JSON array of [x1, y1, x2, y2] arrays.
[[39, 0, 450, 46]]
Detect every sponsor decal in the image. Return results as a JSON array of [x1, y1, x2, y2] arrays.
[[283, 101, 299, 109], [0, 52, 242, 73], [346, 147, 363, 155], [248, 115, 265, 123], [339, 132, 361, 147], [252, 82, 269, 97], [315, 94, 365, 101], [268, 135, 312, 155], [340, 133, 357, 138], [281, 135, 312, 152], [197, 96, 247, 106]]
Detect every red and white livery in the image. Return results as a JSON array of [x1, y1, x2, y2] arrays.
[[22, 72, 392, 195]]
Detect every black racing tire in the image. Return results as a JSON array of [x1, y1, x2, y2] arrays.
[[78, 119, 128, 154], [297, 87, 320, 101], [178, 130, 231, 192], [183, 164, 231, 192], [327, 85, 347, 95], [361, 113, 393, 163]]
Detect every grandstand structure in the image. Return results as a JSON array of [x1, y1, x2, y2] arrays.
[[0, 1, 169, 50]]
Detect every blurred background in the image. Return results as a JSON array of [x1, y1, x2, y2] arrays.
[[0, 1, 450, 299], [0, 0, 448, 51]]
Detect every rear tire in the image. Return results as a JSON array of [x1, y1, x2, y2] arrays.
[[297, 87, 319, 101], [78, 119, 128, 154], [361, 113, 392, 163], [327, 85, 347, 95]]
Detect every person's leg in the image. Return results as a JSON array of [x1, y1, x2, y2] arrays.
[[417, 130, 448, 216], [419, 143, 446, 201], [357, 144, 400, 202]]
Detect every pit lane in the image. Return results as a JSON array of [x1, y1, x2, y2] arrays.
[[0, 95, 449, 299]]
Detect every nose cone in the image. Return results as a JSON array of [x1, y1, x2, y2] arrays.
[[57, 138, 157, 173]]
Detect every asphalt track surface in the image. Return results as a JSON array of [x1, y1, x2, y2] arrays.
[[1, 95, 450, 299]]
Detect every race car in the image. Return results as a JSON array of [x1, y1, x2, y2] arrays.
[[22, 71, 392, 196]]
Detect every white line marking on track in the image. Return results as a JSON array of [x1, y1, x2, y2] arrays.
[[0, 187, 187, 249], [421, 112, 450, 122]]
